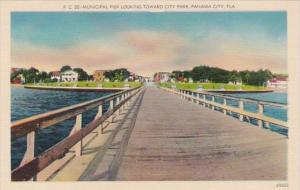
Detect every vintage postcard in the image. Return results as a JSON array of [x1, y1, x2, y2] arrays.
[[0, 0, 299, 190]]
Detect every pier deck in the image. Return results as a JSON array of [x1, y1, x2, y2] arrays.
[[115, 88, 287, 180], [77, 87, 287, 181]]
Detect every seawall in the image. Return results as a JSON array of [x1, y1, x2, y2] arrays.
[[23, 85, 125, 93]]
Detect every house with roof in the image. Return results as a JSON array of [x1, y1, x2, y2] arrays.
[[50, 71, 61, 82], [93, 70, 108, 82], [61, 70, 78, 82], [267, 76, 288, 88], [153, 72, 171, 83]]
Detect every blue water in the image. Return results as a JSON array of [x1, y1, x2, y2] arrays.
[[11, 87, 111, 170], [193, 92, 288, 135], [230, 93, 287, 122]]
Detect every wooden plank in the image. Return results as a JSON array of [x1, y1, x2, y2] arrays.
[[11, 158, 38, 181]]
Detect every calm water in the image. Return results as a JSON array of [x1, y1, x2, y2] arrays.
[[11, 87, 288, 170], [200, 92, 287, 136], [230, 92, 287, 121]]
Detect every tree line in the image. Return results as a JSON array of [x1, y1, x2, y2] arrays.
[[11, 65, 132, 84], [171, 66, 275, 86], [59, 66, 132, 82]]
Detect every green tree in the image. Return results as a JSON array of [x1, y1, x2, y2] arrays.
[[60, 65, 72, 72], [229, 70, 241, 84], [171, 71, 184, 81], [183, 70, 191, 81], [104, 68, 130, 82], [244, 72, 250, 84], [73, 68, 88, 81], [39, 71, 49, 82], [104, 71, 114, 81], [23, 67, 39, 83], [88, 74, 94, 81]]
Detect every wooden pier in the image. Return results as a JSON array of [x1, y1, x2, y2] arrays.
[[11, 86, 287, 181]]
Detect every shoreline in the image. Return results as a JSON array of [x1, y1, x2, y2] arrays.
[[11, 84, 24, 87], [207, 90, 274, 94], [23, 85, 127, 92], [271, 88, 288, 93]]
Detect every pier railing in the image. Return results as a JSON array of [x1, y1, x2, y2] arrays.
[[11, 86, 143, 181], [160, 87, 287, 133]]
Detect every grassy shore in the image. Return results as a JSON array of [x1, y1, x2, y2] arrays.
[[158, 82, 270, 91], [25, 81, 142, 88]]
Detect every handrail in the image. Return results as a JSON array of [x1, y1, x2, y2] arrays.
[[179, 88, 287, 108], [11, 87, 138, 139], [11, 86, 144, 181], [160, 87, 288, 132]]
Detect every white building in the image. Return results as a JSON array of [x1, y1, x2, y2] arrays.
[[61, 70, 78, 82], [154, 72, 171, 83], [50, 71, 61, 82], [267, 77, 288, 88]]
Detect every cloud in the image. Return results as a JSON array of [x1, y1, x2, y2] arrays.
[[12, 30, 287, 76], [12, 41, 123, 73], [184, 31, 286, 73]]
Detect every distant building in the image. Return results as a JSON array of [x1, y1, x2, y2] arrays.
[[11, 68, 23, 74], [11, 74, 25, 84], [128, 72, 138, 81], [128, 72, 145, 82], [93, 70, 107, 82], [153, 72, 171, 82], [144, 77, 152, 83], [11, 68, 25, 84], [267, 77, 288, 88], [50, 71, 61, 82], [61, 70, 78, 82]]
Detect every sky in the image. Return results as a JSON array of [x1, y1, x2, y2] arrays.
[[11, 12, 287, 77]]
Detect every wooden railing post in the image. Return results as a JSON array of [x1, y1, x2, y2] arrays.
[[223, 98, 227, 115], [119, 95, 123, 113], [125, 93, 129, 106], [192, 92, 195, 103], [265, 122, 270, 129], [130, 90, 133, 101], [110, 99, 114, 122], [258, 103, 264, 127], [196, 93, 200, 104], [211, 96, 215, 110], [123, 93, 126, 106], [95, 105, 103, 133], [95, 104, 103, 120], [110, 99, 114, 110], [239, 100, 244, 121], [116, 96, 120, 115], [203, 94, 206, 107], [20, 130, 36, 167], [69, 114, 82, 156]]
